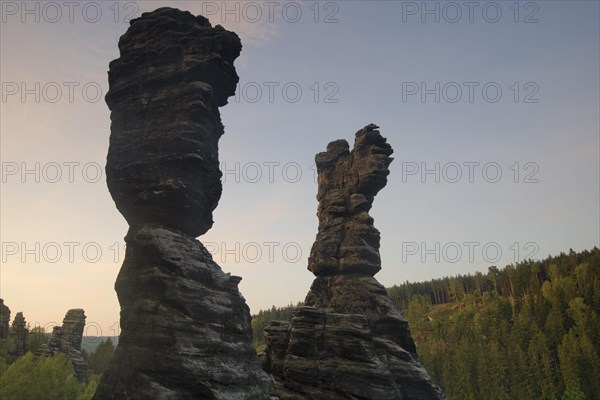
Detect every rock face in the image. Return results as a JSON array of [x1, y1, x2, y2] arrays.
[[307, 124, 394, 277], [104, 7, 240, 238], [93, 7, 275, 400], [9, 312, 29, 358], [60, 309, 86, 352], [262, 124, 445, 400], [0, 299, 10, 339], [37, 309, 88, 382]]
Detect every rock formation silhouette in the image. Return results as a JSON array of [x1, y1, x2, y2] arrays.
[[262, 124, 445, 400], [0, 299, 10, 339], [9, 312, 29, 358], [93, 7, 275, 399], [37, 308, 88, 382]]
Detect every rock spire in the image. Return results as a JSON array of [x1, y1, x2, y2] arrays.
[[93, 7, 275, 399], [262, 125, 446, 400]]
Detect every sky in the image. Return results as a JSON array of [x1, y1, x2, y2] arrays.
[[0, 0, 598, 337]]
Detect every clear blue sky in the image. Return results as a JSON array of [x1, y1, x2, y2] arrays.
[[1, 1, 598, 335]]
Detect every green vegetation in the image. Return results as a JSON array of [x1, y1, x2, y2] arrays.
[[251, 302, 303, 347], [0, 353, 98, 400], [0, 337, 17, 363], [27, 326, 49, 355], [389, 248, 600, 400], [87, 338, 115, 375], [0, 337, 113, 399], [252, 248, 600, 400]]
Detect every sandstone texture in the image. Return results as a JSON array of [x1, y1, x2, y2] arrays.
[[95, 225, 275, 399], [94, 7, 275, 400], [262, 125, 445, 400], [37, 309, 88, 382], [60, 308, 86, 352], [307, 123, 393, 277], [105, 7, 241, 238]]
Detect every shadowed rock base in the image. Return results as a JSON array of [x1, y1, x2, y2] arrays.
[[93, 225, 275, 399]]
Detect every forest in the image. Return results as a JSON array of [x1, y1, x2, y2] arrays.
[[0, 333, 114, 400], [252, 248, 600, 400]]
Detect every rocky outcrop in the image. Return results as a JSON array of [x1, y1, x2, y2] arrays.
[[9, 312, 29, 357], [104, 7, 240, 238], [93, 7, 275, 400], [0, 299, 10, 339], [60, 309, 86, 352], [37, 309, 88, 382], [307, 124, 394, 278], [262, 124, 445, 400], [38, 325, 63, 355]]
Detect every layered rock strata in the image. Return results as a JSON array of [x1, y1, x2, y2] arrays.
[[93, 7, 275, 400], [37, 309, 88, 382], [262, 124, 445, 400]]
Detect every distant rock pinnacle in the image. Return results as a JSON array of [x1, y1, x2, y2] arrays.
[[37, 309, 88, 382]]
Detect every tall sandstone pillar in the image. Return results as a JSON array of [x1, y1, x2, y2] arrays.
[[37, 309, 89, 382], [93, 8, 275, 400], [262, 124, 445, 400]]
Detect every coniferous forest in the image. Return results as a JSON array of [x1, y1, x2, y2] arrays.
[[252, 248, 600, 400]]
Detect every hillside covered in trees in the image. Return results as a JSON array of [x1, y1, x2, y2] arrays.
[[252, 302, 304, 351], [252, 248, 600, 400], [0, 334, 115, 399]]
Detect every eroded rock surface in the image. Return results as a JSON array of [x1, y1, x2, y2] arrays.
[[105, 7, 241, 238], [262, 125, 445, 400], [60, 309, 86, 351], [307, 123, 393, 277], [94, 7, 275, 400], [37, 309, 88, 382]]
